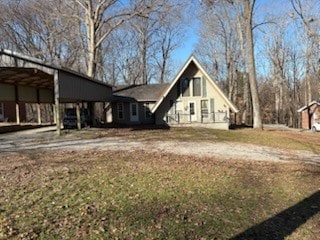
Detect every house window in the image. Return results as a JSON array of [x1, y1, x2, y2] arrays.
[[202, 77, 207, 97], [189, 102, 195, 115], [117, 103, 124, 120], [201, 100, 208, 116], [181, 77, 206, 97], [182, 78, 190, 97], [210, 98, 215, 113], [193, 77, 201, 96], [131, 103, 137, 116], [144, 102, 152, 119]]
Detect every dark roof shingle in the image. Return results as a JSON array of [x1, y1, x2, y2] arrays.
[[113, 84, 169, 102]]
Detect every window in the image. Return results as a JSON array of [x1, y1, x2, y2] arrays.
[[181, 77, 206, 97], [131, 103, 137, 116], [182, 78, 190, 97], [189, 102, 195, 115], [210, 98, 215, 113], [201, 100, 208, 116], [117, 103, 124, 120], [144, 102, 152, 119], [193, 77, 201, 96], [202, 77, 207, 97]]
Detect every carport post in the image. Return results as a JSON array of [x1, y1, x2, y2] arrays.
[[52, 104, 56, 124], [37, 104, 42, 124], [36, 89, 41, 124], [54, 71, 61, 136], [15, 85, 20, 124], [76, 102, 81, 130], [15, 103, 20, 124]]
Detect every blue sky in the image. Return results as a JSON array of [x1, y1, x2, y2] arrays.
[[172, 30, 198, 65]]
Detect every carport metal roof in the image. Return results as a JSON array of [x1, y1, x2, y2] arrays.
[[0, 49, 113, 134]]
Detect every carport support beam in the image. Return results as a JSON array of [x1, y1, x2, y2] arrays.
[[54, 71, 61, 136], [76, 103, 81, 130], [15, 103, 20, 124], [15, 85, 20, 125], [36, 89, 41, 124], [37, 104, 42, 124]]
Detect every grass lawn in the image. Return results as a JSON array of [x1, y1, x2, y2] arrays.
[[1, 148, 319, 239]]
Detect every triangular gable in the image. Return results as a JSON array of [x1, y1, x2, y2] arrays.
[[297, 100, 320, 112], [151, 55, 239, 113]]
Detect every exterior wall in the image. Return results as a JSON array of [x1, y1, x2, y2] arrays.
[[112, 101, 155, 125], [0, 103, 3, 121], [59, 71, 113, 103], [301, 104, 320, 129], [155, 63, 231, 129], [0, 102, 26, 122]]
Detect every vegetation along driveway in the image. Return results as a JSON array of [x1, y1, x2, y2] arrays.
[[0, 126, 319, 165]]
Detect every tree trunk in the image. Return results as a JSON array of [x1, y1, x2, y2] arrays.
[[305, 44, 312, 104], [244, 0, 262, 129]]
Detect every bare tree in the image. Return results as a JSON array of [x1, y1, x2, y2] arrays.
[[66, 0, 166, 78], [199, 0, 262, 128], [243, 0, 262, 129], [290, 0, 320, 103]]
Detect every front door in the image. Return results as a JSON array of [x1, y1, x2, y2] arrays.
[[130, 103, 139, 122], [189, 101, 196, 122], [0, 103, 4, 121]]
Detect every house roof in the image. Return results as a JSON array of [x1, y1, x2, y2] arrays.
[[151, 55, 239, 113], [297, 100, 320, 112], [113, 84, 170, 102]]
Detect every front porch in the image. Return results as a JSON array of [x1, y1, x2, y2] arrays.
[[165, 111, 230, 130]]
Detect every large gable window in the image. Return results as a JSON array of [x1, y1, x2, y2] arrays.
[[180, 77, 206, 97], [193, 77, 201, 96], [182, 78, 190, 97]]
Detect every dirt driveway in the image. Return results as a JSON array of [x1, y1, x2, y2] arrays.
[[0, 126, 319, 165]]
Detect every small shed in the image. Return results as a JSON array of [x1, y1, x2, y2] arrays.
[[297, 100, 320, 129]]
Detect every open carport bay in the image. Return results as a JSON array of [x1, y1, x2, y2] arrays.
[[0, 49, 112, 134]]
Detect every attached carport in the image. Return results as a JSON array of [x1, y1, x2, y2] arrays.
[[0, 49, 113, 135]]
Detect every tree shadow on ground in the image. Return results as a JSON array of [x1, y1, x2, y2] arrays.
[[231, 190, 320, 240]]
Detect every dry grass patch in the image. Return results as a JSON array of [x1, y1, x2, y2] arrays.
[[69, 127, 320, 154]]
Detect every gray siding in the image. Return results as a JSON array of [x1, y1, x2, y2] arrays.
[[155, 62, 231, 129], [112, 101, 155, 125], [59, 71, 112, 102]]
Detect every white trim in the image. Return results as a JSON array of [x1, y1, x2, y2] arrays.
[[297, 101, 320, 112], [188, 101, 196, 122], [151, 56, 239, 113]]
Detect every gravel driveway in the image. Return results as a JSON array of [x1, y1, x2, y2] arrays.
[[0, 127, 319, 165]]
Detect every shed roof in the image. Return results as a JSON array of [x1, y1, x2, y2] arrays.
[[297, 100, 320, 112], [113, 84, 170, 102]]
